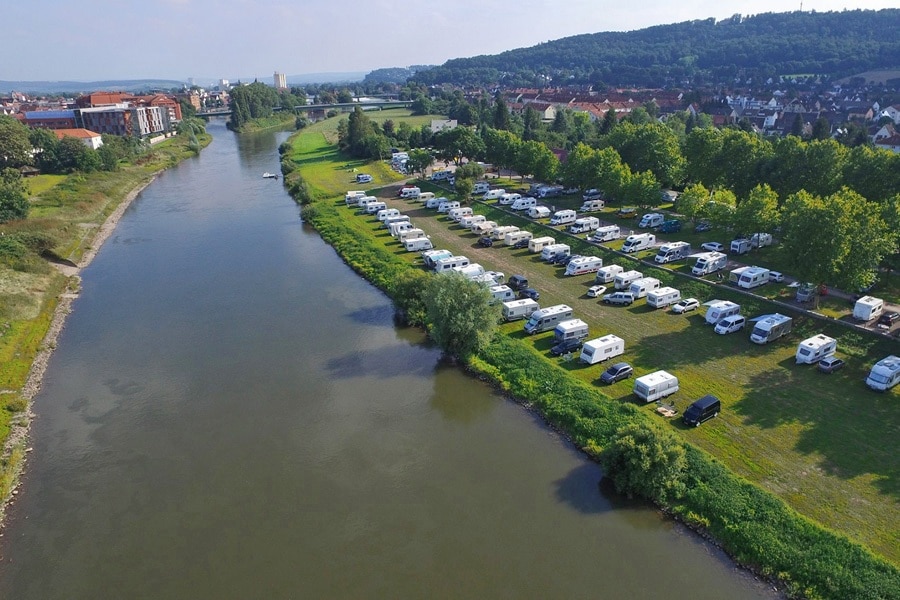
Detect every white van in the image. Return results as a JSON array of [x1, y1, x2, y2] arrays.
[[528, 236, 556, 252], [704, 300, 741, 325], [472, 221, 498, 236], [580, 335, 625, 365], [489, 285, 516, 304], [437, 200, 460, 213], [499, 192, 522, 205], [714, 314, 746, 335], [502, 299, 540, 321], [483, 189, 505, 201], [565, 256, 603, 276], [614, 270, 643, 290], [569, 216, 600, 234], [511, 197, 537, 211], [579, 199, 605, 212], [528, 206, 551, 219], [491, 225, 520, 241], [647, 287, 681, 309], [589, 225, 620, 243], [621, 233, 655, 253], [541, 244, 571, 262], [595, 265, 624, 284], [417, 191, 435, 203], [460, 215, 486, 229], [433, 255, 470, 273], [639, 213, 665, 229], [404, 237, 434, 252], [550, 210, 577, 226], [356, 173, 373, 184], [796, 334, 837, 364], [365, 201, 387, 214], [398, 228, 427, 243], [629, 277, 661, 299], [633, 370, 679, 403], [400, 187, 421, 199], [448, 206, 473, 222], [505, 230, 533, 246], [376, 208, 401, 222]]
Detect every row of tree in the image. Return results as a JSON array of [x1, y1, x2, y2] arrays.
[[228, 82, 307, 130]]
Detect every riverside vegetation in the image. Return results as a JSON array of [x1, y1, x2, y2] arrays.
[[281, 110, 899, 600]]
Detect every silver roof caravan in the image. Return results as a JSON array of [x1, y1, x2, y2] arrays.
[[523, 304, 574, 334], [579, 335, 625, 365], [853, 296, 884, 322], [749, 313, 792, 344], [633, 370, 679, 403], [795, 334, 837, 365], [502, 299, 540, 321], [866, 355, 900, 391], [703, 300, 741, 325], [647, 287, 681, 309]]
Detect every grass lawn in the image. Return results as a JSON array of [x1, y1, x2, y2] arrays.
[[285, 116, 900, 566]]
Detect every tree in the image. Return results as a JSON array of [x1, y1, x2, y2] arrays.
[[676, 183, 710, 224], [779, 190, 842, 287], [492, 95, 511, 130], [551, 109, 569, 134], [599, 422, 686, 503], [705, 188, 737, 228], [604, 122, 685, 188], [454, 177, 474, 201], [406, 148, 433, 177], [482, 128, 521, 175], [455, 162, 484, 181], [619, 169, 661, 210], [684, 127, 724, 188], [733, 184, 780, 240], [811, 117, 831, 140], [599, 108, 618, 135], [790, 113, 803, 137], [522, 105, 542, 141], [411, 94, 432, 116], [514, 140, 558, 182], [390, 270, 431, 326], [0, 168, 30, 223], [434, 127, 485, 166], [422, 272, 498, 359], [336, 89, 354, 104], [0, 116, 33, 169]]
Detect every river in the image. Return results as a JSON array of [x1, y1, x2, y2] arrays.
[[0, 120, 776, 599]]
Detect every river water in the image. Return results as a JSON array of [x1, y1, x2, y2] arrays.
[[0, 120, 775, 599]]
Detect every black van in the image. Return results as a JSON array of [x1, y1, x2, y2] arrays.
[[682, 395, 721, 427], [508, 274, 529, 291]]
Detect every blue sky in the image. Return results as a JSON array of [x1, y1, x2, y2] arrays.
[[2, 0, 895, 82]]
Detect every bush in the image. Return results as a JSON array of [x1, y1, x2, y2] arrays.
[[600, 422, 687, 503]]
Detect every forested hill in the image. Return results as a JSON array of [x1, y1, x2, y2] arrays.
[[412, 9, 900, 88]]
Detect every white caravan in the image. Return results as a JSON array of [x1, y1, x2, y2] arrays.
[[647, 287, 681, 309], [749, 313, 793, 344], [482, 189, 505, 201], [365, 201, 387, 214], [356, 195, 378, 208], [621, 233, 656, 253], [528, 236, 556, 252], [390, 221, 415, 238], [614, 270, 644, 290], [448, 206, 473, 222], [629, 277, 661, 299], [866, 355, 900, 391], [853, 296, 884, 322], [633, 370, 679, 403], [795, 334, 837, 364], [579, 335, 625, 365], [491, 225, 520, 240], [417, 192, 435, 203], [345, 190, 365, 204], [638, 213, 665, 228], [489, 285, 516, 304], [528, 206, 551, 219], [511, 196, 538, 211], [565, 256, 604, 276], [376, 208, 401, 222], [472, 181, 490, 195], [595, 264, 624, 284], [653, 241, 692, 264], [703, 300, 741, 325], [523, 304, 574, 334], [437, 200, 460, 213], [692, 252, 728, 276], [459, 215, 486, 229], [398, 228, 427, 243], [400, 187, 421, 199], [554, 319, 590, 343], [541, 244, 571, 262], [433, 255, 470, 273], [498, 192, 522, 205], [579, 199, 605, 212], [505, 230, 534, 246], [736, 266, 770, 289], [502, 299, 540, 321], [404, 237, 434, 252], [472, 221, 498, 236]]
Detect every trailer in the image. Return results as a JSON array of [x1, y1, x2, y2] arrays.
[[460, 215, 487, 229], [523, 304, 574, 334], [595, 264, 624, 284], [554, 319, 589, 343], [629, 277, 661, 299], [505, 230, 534, 246], [866, 355, 900, 391], [691, 252, 728, 276], [454, 263, 486, 280], [511, 196, 537, 211], [589, 225, 620, 243], [621, 233, 655, 253], [499, 192, 522, 205], [647, 287, 681, 309], [389, 221, 415, 237], [795, 334, 837, 364], [491, 225, 520, 241], [404, 237, 433, 252], [565, 256, 603, 276], [569, 216, 601, 234], [376, 208, 401, 222], [749, 313, 793, 344], [383, 214, 410, 229], [736, 266, 770, 289], [365, 201, 387, 214], [488, 284, 516, 304], [398, 228, 427, 243], [501, 298, 540, 321], [653, 241, 692, 264], [472, 220, 498, 236], [853, 296, 884, 322], [541, 244, 571, 262], [579, 199, 605, 212], [345, 190, 365, 205], [614, 270, 644, 290], [527, 206, 551, 219], [528, 236, 556, 252], [579, 335, 625, 365], [448, 206, 473, 222], [633, 370, 679, 403], [703, 300, 741, 325], [433, 255, 470, 273], [421, 249, 453, 269]]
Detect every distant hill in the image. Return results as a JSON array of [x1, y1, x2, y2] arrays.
[[0, 79, 186, 94], [285, 72, 367, 85], [412, 9, 900, 88], [363, 66, 435, 85]]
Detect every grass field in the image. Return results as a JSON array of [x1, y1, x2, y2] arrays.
[[285, 116, 900, 566]]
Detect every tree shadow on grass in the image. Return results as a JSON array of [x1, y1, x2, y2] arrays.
[[627, 320, 749, 371]]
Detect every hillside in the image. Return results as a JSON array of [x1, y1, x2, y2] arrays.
[[412, 9, 900, 88]]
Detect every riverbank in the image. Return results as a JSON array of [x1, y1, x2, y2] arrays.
[[0, 132, 211, 526]]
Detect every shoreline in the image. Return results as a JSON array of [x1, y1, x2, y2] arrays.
[[0, 175, 158, 526]]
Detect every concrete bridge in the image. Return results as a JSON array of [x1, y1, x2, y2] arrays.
[[196, 101, 412, 118]]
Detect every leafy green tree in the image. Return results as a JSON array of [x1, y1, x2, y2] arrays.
[[779, 190, 843, 287], [551, 109, 569, 134], [720, 129, 773, 198], [455, 162, 484, 181], [705, 189, 737, 228], [811, 117, 831, 140], [599, 108, 617, 135], [411, 94, 432, 116], [492, 95, 511, 130], [675, 183, 710, 223], [337, 89, 354, 104], [790, 113, 803, 137], [600, 422, 686, 503], [604, 122, 685, 188], [422, 272, 498, 359], [390, 269, 431, 326], [522, 105, 542, 141], [733, 184, 780, 239], [561, 143, 596, 191], [406, 148, 433, 177], [684, 127, 724, 188], [0, 168, 30, 223], [619, 170, 661, 210], [0, 116, 33, 169], [482, 128, 521, 175], [827, 188, 896, 290], [515, 140, 558, 182], [434, 127, 485, 166], [454, 177, 474, 201]]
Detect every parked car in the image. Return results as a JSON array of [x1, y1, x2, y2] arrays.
[[513, 238, 531, 249], [700, 242, 724, 252], [694, 220, 712, 233], [519, 288, 540, 301], [599, 362, 634, 384], [714, 314, 746, 335], [477, 236, 493, 248], [550, 338, 583, 356], [877, 311, 900, 327], [671, 298, 700, 314], [587, 285, 608, 298], [557, 254, 582, 266], [817, 355, 845, 374], [508, 274, 529, 291], [616, 207, 637, 219], [602, 291, 635, 306], [769, 271, 785, 283]]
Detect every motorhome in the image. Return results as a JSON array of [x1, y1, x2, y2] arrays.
[[430, 170, 450, 181], [398, 228, 427, 243], [736, 266, 770, 289], [629, 277, 661, 299], [853, 296, 884, 322], [523, 304, 574, 334], [417, 192, 435, 203], [489, 285, 516, 304], [400, 187, 421, 199], [528, 206, 551, 219], [501, 299, 540, 321], [448, 206, 473, 222], [472, 221, 498, 236], [511, 196, 537, 211], [866, 355, 900, 391], [437, 200, 460, 213], [579, 335, 625, 365], [505, 230, 533, 246], [389, 221, 415, 238], [633, 370, 679, 403], [795, 334, 837, 364], [421, 249, 453, 268], [749, 314, 793, 344], [404, 237, 433, 252], [554, 319, 590, 343], [621, 233, 655, 253], [639, 213, 665, 229], [692, 252, 728, 276], [345, 190, 365, 204], [614, 270, 644, 290], [730, 239, 752, 255], [703, 300, 741, 325], [550, 210, 577, 226], [589, 225, 620, 243], [579, 199, 605, 212], [356, 173, 373, 183], [482, 189, 505, 201], [565, 256, 603, 276], [541, 244, 571, 262], [433, 255, 470, 273], [647, 287, 681, 309], [376, 208, 401, 222], [491, 225, 520, 240], [536, 185, 563, 198], [499, 192, 522, 205], [460, 215, 486, 229], [365, 201, 387, 215], [595, 265, 624, 284], [582, 189, 603, 201], [472, 181, 490, 195], [528, 236, 556, 252], [653, 241, 692, 264], [569, 217, 601, 234]]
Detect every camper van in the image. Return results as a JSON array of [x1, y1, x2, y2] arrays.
[[511, 196, 537, 211], [528, 206, 551, 219], [579, 335, 625, 365], [472, 181, 491, 195], [376, 208, 401, 222], [621, 233, 656, 253], [749, 314, 793, 344], [639, 213, 665, 229], [499, 192, 522, 205], [356, 173, 373, 183], [569, 217, 601, 234], [866, 355, 900, 391], [633, 370, 679, 403], [595, 265, 624, 284], [400, 187, 421, 199], [653, 242, 692, 264], [614, 270, 644, 290], [430, 170, 450, 181], [417, 192, 435, 203], [550, 210, 577, 226], [345, 190, 365, 205], [421, 249, 453, 269], [853, 296, 884, 322], [528, 236, 556, 253], [629, 277, 661, 299], [682, 395, 721, 427], [482, 189, 506, 201], [398, 228, 427, 243], [505, 230, 534, 246], [704, 300, 741, 325], [796, 334, 837, 364], [565, 256, 603, 276], [647, 287, 681, 309], [488, 285, 516, 304], [579, 199, 606, 212], [554, 318, 590, 343], [536, 185, 564, 198], [523, 304, 574, 334], [714, 314, 746, 335], [502, 299, 540, 321], [433, 255, 470, 273], [541, 244, 571, 262], [365, 201, 387, 215], [437, 200, 461, 213], [448, 206, 473, 222], [460, 215, 487, 230], [404, 237, 434, 252], [692, 252, 728, 276], [490, 225, 518, 241], [589, 225, 620, 243], [736, 266, 770, 289]]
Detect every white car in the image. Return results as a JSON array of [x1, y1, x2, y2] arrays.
[[714, 315, 746, 334], [769, 271, 785, 283], [587, 285, 608, 298], [671, 298, 700, 314], [701, 242, 724, 252]]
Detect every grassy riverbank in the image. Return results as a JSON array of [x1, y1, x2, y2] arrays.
[[229, 111, 297, 133], [0, 131, 211, 517], [282, 115, 899, 599]]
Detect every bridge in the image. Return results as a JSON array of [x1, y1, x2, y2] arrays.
[[196, 101, 412, 118]]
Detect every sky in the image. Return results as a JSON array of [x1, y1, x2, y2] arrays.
[[2, 0, 896, 82]]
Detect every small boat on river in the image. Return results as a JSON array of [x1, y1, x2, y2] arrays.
[[262, 172, 279, 179]]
